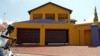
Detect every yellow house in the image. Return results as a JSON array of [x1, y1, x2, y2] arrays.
[[10, 2, 97, 46]]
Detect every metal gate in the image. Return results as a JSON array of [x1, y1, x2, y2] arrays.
[[45, 29, 69, 45], [17, 28, 40, 44]]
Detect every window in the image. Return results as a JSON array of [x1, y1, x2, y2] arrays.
[[45, 14, 55, 20], [58, 14, 68, 23], [33, 14, 42, 19]]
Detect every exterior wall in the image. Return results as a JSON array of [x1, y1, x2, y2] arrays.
[[29, 4, 71, 23], [75, 23, 92, 45], [69, 29, 80, 45], [11, 23, 79, 46], [10, 22, 100, 46], [84, 30, 92, 45]]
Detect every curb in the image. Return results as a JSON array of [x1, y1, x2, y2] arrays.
[[14, 53, 44, 56]]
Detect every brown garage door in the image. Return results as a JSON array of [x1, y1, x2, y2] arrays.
[[17, 28, 40, 44], [45, 29, 69, 44]]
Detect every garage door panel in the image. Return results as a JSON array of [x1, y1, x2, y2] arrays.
[[17, 28, 40, 43], [46, 29, 69, 43]]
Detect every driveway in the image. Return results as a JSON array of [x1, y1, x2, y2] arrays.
[[15, 53, 46, 56], [12, 45, 100, 56]]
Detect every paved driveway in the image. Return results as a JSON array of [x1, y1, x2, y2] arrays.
[[12, 46, 100, 56], [15, 53, 45, 56]]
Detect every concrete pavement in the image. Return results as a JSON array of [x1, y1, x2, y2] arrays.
[[12, 46, 100, 56], [14, 53, 46, 56]]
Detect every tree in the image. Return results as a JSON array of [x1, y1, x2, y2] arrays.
[[93, 7, 99, 22]]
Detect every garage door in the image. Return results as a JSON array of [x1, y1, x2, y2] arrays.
[[17, 28, 40, 44], [45, 29, 69, 44]]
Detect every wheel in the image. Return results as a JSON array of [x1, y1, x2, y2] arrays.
[[11, 54, 14, 56], [11, 54, 17, 56]]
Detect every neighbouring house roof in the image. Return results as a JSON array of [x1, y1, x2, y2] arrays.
[[16, 19, 67, 24], [28, 2, 72, 14], [70, 19, 77, 22]]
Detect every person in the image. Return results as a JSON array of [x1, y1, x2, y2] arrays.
[[0, 22, 8, 56]]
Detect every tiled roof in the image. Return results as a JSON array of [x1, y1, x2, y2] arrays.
[[17, 19, 66, 24]]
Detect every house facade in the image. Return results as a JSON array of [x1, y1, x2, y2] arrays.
[[10, 2, 98, 46]]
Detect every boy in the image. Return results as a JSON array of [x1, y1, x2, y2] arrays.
[[0, 22, 8, 56]]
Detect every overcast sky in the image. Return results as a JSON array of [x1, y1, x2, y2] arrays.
[[0, 0, 100, 24]]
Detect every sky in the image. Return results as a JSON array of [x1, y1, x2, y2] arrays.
[[0, 0, 100, 24]]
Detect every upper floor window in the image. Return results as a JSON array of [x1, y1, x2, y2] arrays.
[[58, 14, 68, 23], [33, 14, 42, 19], [45, 14, 55, 20]]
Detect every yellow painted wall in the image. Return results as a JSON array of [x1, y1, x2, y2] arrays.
[[10, 21, 100, 46], [10, 20, 98, 46], [74, 23, 92, 45], [40, 27, 45, 46], [11, 23, 78, 46], [29, 4, 71, 23], [84, 30, 92, 45], [69, 29, 80, 45]]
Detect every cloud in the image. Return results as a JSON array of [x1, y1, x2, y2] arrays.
[[12, 0, 15, 3], [11, 0, 16, 4], [10, 0, 18, 4], [0, 18, 3, 24], [0, 17, 15, 24], [85, 15, 100, 22], [76, 15, 100, 24]]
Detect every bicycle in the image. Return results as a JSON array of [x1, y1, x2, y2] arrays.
[[3, 39, 17, 56]]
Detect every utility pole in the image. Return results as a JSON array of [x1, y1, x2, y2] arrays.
[[3, 12, 6, 22]]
